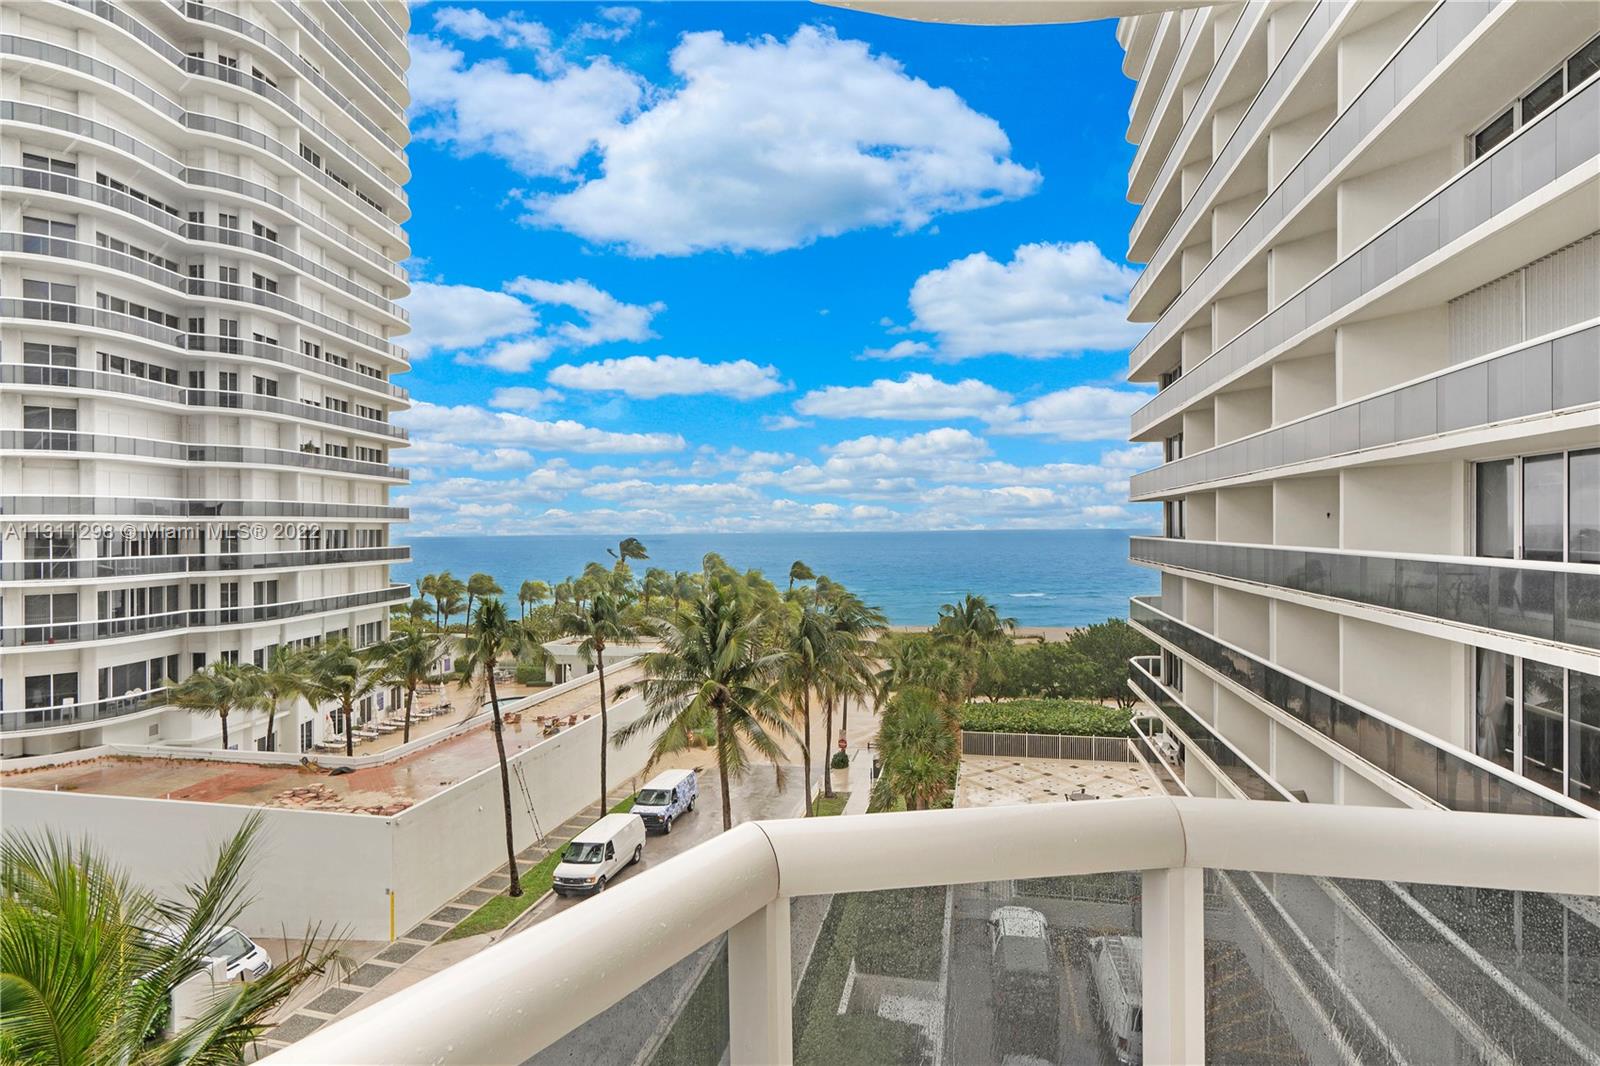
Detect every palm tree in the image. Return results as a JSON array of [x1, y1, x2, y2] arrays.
[[671, 569, 698, 610], [459, 598, 527, 897], [368, 620, 446, 744], [303, 640, 376, 757], [0, 816, 340, 1063], [259, 645, 311, 752], [871, 688, 958, 812], [553, 590, 639, 813], [787, 559, 815, 592], [417, 573, 439, 615], [819, 585, 886, 778], [434, 573, 467, 629], [934, 593, 1017, 706], [517, 579, 551, 621], [641, 567, 672, 611], [778, 599, 830, 816], [170, 660, 269, 750], [617, 579, 795, 832], [465, 572, 502, 623], [606, 536, 649, 572]]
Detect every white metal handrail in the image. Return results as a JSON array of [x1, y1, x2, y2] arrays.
[[262, 796, 1600, 1066]]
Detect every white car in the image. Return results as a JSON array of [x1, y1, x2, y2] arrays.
[[150, 924, 272, 982]]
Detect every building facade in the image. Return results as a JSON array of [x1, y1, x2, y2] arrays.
[[0, 0, 412, 756], [1116, 4, 1600, 1060]]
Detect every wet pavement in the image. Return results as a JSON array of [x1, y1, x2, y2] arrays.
[[1, 664, 642, 813]]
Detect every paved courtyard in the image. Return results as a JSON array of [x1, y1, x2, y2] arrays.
[[955, 753, 1161, 806]]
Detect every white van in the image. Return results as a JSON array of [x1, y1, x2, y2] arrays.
[[633, 769, 698, 833], [552, 812, 646, 896], [1089, 934, 1144, 1065]]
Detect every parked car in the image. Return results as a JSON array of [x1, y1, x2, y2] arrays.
[[149, 923, 272, 982], [987, 905, 1058, 1054], [1089, 934, 1144, 1065], [552, 813, 646, 896], [633, 768, 697, 833]]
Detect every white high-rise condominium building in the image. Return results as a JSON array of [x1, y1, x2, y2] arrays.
[[0, 0, 412, 756]]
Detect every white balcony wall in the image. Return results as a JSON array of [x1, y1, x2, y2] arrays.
[[1334, 305, 1449, 402], [1182, 402, 1216, 450], [1214, 385, 1272, 445], [1180, 241, 1211, 288], [1212, 191, 1266, 259], [1340, 617, 1469, 747], [1187, 490, 1218, 540], [1180, 323, 1213, 374], [1273, 475, 1340, 548], [1272, 721, 1337, 803], [1215, 483, 1273, 544], [1213, 286, 1268, 346], [1335, 4, 1430, 112], [1272, 599, 1340, 690], [1184, 575, 1215, 633], [1271, 350, 1336, 424], [1215, 585, 1270, 657], [1180, 157, 1210, 206], [1340, 462, 1465, 554], [1334, 145, 1457, 255], [1214, 685, 1270, 768], [1267, 229, 1337, 308], [1266, 106, 1334, 187], [1340, 763, 1409, 807]]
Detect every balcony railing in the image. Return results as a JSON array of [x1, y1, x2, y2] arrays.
[[0, 430, 407, 481], [261, 797, 1600, 1066], [0, 546, 408, 582], [0, 495, 408, 521], [0, 687, 169, 733], [1128, 596, 1588, 818], [1129, 535, 1600, 650]]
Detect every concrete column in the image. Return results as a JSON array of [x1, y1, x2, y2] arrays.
[[1141, 867, 1206, 1066]]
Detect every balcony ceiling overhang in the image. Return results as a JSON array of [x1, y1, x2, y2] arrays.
[[816, 0, 1207, 26]]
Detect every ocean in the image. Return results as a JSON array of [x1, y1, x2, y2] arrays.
[[394, 529, 1156, 628]]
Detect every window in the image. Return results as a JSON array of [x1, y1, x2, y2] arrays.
[[22, 215, 76, 242], [253, 376, 278, 396], [22, 151, 76, 175], [1163, 499, 1186, 539], [23, 342, 75, 384], [23, 277, 76, 308], [1477, 650, 1600, 810], [1164, 434, 1183, 463], [24, 672, 77, 711], [219, 213, 238, 230], [218, 372, 239, 392], [1470, 34, 1600, 160], [252, 273, 278, 294], [22, 405, 76, 449], [23, 593, 77, 644], [252, 579, 280, 604], [1474, 450, 1598, 564], [252, 221, 278, 241]]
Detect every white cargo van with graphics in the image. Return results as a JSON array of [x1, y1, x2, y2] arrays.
[[633, 769, 697, 833], [552, 813, 646, 897]]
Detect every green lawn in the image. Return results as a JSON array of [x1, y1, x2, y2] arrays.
[[443, 793, 637, 941], [810, 792, 849, 817]]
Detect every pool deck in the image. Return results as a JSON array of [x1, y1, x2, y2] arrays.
[[0, 663, 644, 813], [955, 753, 1160, 807]]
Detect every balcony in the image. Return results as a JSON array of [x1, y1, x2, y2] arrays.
[[0, 688, 169, 734], [1128, 596, 1587, 818], [262, 797, 1600, 1065], [0, 495, 408, 521], [0, 546, 409, 583], [1129, 536, 1600, 651]]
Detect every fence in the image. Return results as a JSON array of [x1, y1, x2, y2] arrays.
[[960, 730, 1133, 762]]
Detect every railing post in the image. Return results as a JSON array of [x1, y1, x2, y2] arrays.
[[1142, 866, 1204, 1065], [727, 900, 792, 1066]]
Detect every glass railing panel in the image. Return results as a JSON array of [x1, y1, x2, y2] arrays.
[[1130, 658, 1290, 802], [528, 932, 728, 1066], [793, 879, 1143, 1066], [1223, 871, 1600, 1066]]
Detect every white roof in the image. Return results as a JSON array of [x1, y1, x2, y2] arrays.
[[989, 905, 1047, 940], [572, 813, 642, 842], [643, 768, 695, 790]]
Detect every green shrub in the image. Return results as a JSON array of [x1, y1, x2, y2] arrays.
[[830, 750, 849, 770], [961, 698, 1134, 737], [513, 659, 545, 685]]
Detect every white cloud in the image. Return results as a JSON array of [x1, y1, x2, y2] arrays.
[[795, 373, 1010, 421], [858, 339, 932, 361], [573, 6, 642, 43], [402, 281, 536, 357], [904, 242, 1147, 360], [489, 386, 562, 411], [523, 26, 1039, 255], [430, 7, 553, 50], [503, 278, 664, 348], [988, 385, 1151, 442], [402, 401, 684, 454], [408, 35, 643, 176], [762, 414, 813, 431], [549, 355, 786, 399]]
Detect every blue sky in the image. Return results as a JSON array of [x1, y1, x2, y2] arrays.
[[395, 2, 1157, 535]]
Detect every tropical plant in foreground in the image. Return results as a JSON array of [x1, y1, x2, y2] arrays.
[[302, 640, 378, 757], [617, 578, 795, 831], [552, 590, 639, 813], [0, 816, 340, 1065], [170, 660, 269, 751], [459, 597, 528, 897]]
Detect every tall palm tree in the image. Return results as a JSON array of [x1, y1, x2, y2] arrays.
[[616, 579, 795, 832], [787, 559, 815, 592], [434, 573, 467, 629], [641, 567, 672, 611], [170, 660, 269, 750], [303, 641, 376, 757], [0, 816, 340, 1063], [606, 536, 649, 572], [671, 569, 698, 609], [553, 590, 639, 813], [934, 593, 1017, 705], [259, 645, 311, 752], [465, 572, 502, 623], [778, 599, 830, 816], [417, 573, 439, 615], [871, 688, 958, 812], [820, 585, 886, 765], [517, 579, 551, 621], [368, 621, 446, 744], [459, 598, 527, 897]]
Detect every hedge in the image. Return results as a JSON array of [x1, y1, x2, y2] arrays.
[[961, 698, 1134, 738]]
